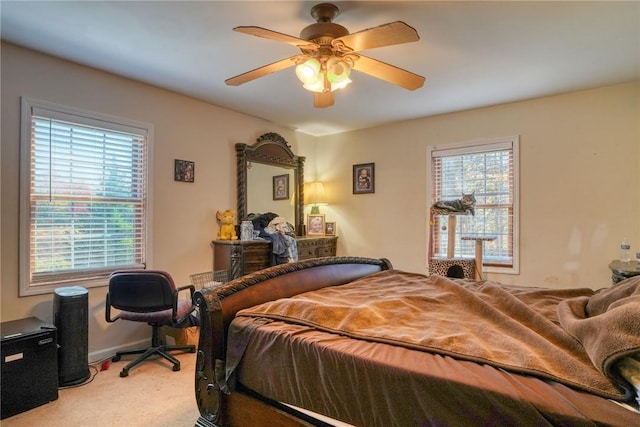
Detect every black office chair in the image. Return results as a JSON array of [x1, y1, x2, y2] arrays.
[[105, 270, 197, 377]]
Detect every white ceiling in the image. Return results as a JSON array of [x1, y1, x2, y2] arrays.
[[1, 1, 638, 137]]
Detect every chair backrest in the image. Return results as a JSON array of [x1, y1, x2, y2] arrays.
[[108, 270, 177, 313]]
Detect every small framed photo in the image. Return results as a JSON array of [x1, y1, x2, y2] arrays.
[[307, 214, 326, 236], [273, 174, 289, 200], [175, 159, 195, 182], [353, 163, 375, 194], [324, 221, 336, 236]]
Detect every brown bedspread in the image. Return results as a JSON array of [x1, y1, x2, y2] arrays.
[[237, 270, 640, 401]]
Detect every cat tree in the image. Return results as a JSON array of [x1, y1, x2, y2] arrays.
[[461, 235, 496, 280], [429, 208, 495, 280]]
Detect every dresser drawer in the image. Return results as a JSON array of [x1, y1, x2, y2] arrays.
[[297, 241, 317, 260], [297, 237, 337, 260], [242, 244, 270, 261], [241, 243, 270, 273], [316, 244, 336, 257], [243, 260, 270, 274]]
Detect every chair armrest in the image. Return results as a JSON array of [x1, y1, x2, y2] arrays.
[[172, 284, 196, 323], [104, 292, 120, 323], [176, 284, 196, 299]]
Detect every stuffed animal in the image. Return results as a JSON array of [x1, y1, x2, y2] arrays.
[[216, 209, 238, 240]]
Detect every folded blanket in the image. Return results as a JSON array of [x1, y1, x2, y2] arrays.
[[558, 276, 640, 398], [237, 270, 640, 401]]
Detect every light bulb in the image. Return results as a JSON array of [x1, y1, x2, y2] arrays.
[[295, 58, 321, 84], [303, 72, 326, 93]]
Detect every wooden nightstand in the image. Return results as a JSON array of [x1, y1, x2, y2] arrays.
[[608, 260, 640, 284]]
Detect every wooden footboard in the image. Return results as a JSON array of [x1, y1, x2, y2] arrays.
[[193, 256, 392, 427]]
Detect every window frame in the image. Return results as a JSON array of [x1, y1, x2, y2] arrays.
[[427, 136, 520, 275], [19, 97, 154, 296]]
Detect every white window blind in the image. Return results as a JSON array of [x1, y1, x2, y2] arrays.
[[429, 137, 519, 272], [20, 98, 152, 294]]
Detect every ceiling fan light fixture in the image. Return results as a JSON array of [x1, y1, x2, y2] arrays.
[[304, 74, 351, 93], [326, 57, 351, 83], [303, 72, 326, 93], [295, 58, 321, 84], [331, 77, 351, 91], [228, 3, 426, 107]]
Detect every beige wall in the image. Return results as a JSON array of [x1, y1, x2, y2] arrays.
[[2, 42, 639, 358], [317, 82, 640, 287], [0, 43, 317, 359]]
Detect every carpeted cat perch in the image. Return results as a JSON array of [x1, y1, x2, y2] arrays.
[[428, 208, 495, 280]]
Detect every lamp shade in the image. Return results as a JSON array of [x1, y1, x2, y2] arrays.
[[295, 58, 321, 84], [302, 72, 326, 93], [305, 181, 328, 206], [326, 57, 351, 83], [330, 77, 351, 91]]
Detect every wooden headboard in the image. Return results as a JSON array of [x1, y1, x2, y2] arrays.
[[193, 256, 392, 426]]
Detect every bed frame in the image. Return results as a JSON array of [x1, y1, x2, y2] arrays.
[[193, 256, 393, 427]]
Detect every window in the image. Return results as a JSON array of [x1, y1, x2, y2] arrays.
[[428, 136, 519, 274], [19, 98, 153, 296]]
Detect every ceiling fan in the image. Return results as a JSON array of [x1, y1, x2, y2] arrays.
[[225, 2, 426, 108]]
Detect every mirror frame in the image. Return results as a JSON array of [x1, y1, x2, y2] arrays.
[[236, 132, 305, 236]]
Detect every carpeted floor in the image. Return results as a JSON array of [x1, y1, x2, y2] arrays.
[[2, 351, 199, 427]]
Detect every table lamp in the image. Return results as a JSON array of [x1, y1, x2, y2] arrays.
[[305, 181, 328, 214]]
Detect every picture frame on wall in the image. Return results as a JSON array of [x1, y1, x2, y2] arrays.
[[324, 221, 336, 236], [174, 159, 195, 182], [353, 163, 375, 194], [273, 174, 289, 200], [307, 214, 326, 236]]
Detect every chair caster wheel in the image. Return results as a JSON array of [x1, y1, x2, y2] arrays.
[[120, 369, 129, 377], [112, 355, 121, 362], [173, 364, 181, 372]]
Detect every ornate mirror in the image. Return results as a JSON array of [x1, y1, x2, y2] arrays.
[[236, 133, 305, 236]]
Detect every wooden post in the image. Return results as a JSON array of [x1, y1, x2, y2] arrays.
[[447, 215, 456, 258], [473, 239, 483, 280], [461, 236, 496, 280]]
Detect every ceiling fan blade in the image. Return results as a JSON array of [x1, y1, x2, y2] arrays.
[[352, 54, 425, 91], [333, 21, 419, 52], [234, 26, 319, 51], [225, 56, 301, 86], [314, 91, 334, 108]]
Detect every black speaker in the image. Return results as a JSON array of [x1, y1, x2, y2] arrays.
[[53, 286, 90, 386]]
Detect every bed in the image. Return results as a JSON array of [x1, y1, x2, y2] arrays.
[[193, 256, 640, 426]]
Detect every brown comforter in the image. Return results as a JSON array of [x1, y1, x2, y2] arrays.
[[237, 270, 640, 401]]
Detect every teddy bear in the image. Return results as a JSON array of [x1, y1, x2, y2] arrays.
[[216, 209, 238, 240]]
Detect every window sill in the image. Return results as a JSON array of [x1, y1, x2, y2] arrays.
[[20, 276, 109, 297]]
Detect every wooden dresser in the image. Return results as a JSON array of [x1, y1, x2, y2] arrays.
[[212, 236, 338, 281]]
